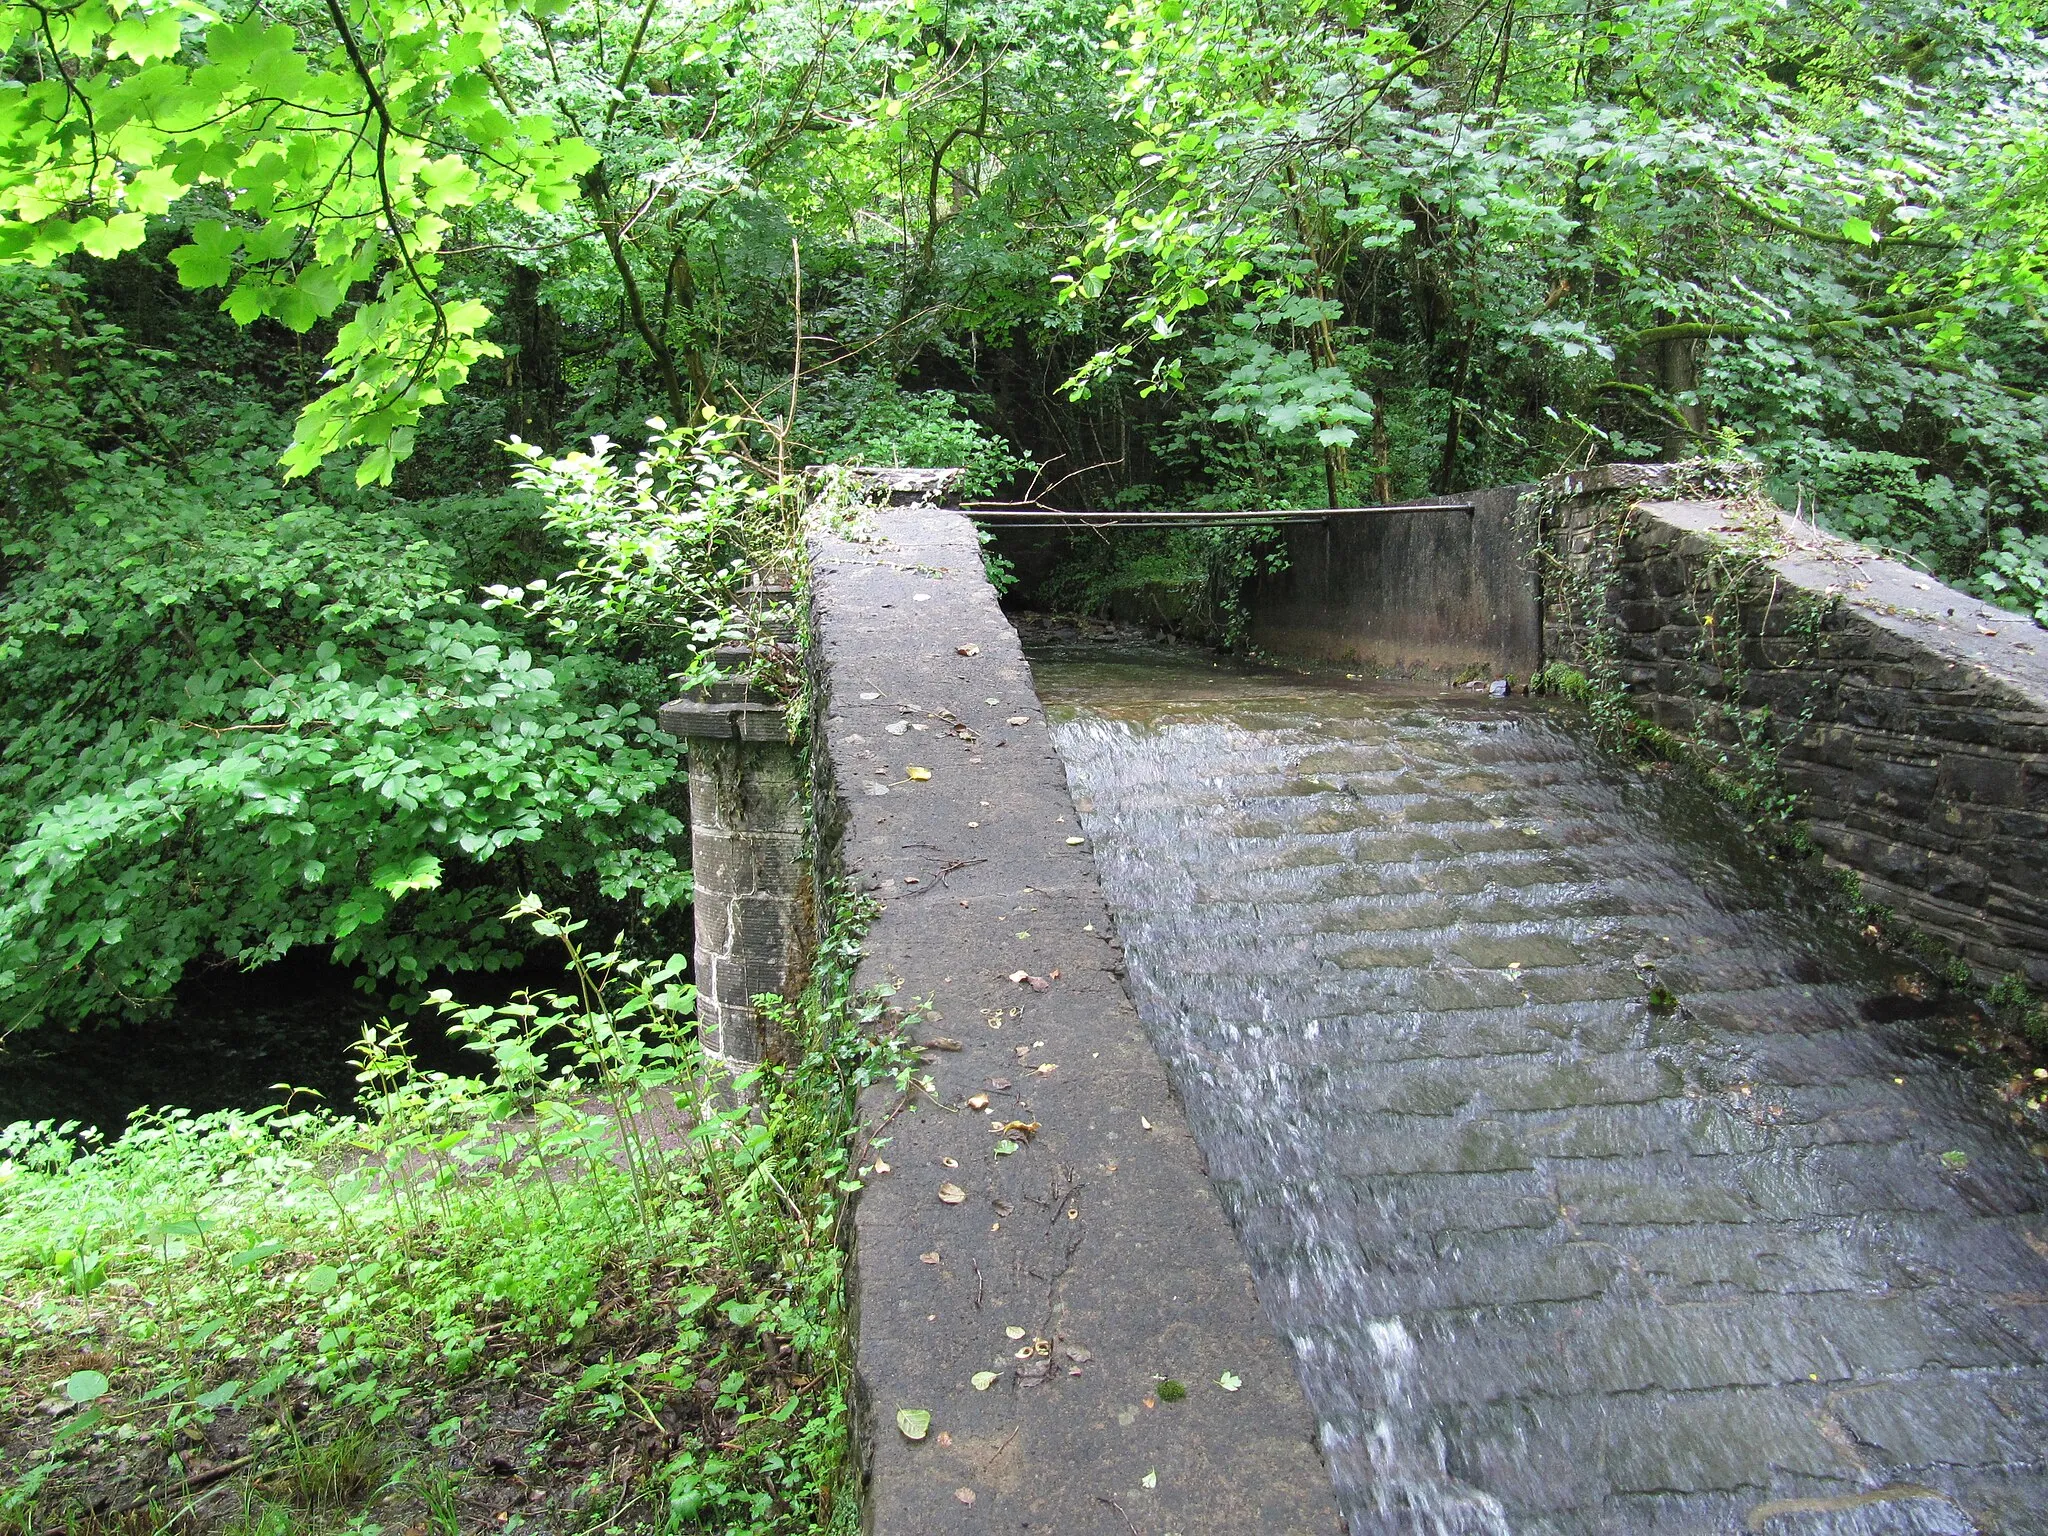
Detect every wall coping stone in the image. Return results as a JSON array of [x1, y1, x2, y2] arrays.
[[807, 500, 1339, 1533], [656, 699, 788, 742], [808, 465, 966, 506], [1644, 496, 2048, 702]]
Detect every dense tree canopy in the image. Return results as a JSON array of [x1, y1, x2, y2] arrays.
[[4, 0, 2046, 1028]]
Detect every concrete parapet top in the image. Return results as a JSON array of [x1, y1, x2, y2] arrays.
[[1644, 497, 2048, 706], [807, 504, 1339, 1532], [655, 698, 789, 742], [808, 464, 966, 506], [1546, 461, 2047, 704]]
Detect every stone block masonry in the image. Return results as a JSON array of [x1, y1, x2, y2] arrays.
[[806, 491, 1340, 1533], [659, 648, 809, 1064], [1544, 463, 2048, 985]]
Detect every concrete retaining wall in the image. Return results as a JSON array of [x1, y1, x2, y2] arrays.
[[804, 489, 1340, 1534], [1543, 463, 2048, 985], [1249, 486, 1541, 677]]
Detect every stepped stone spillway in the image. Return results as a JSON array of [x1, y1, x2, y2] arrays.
[[1038, 646, 2048, 1535]]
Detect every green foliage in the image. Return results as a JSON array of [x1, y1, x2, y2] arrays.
[[0, 898, 911, 1531], [799, 381, 1034, 501], [1977, 528, 2048, 625], [1039, 522, 1288, 649], [0, 0, 595, 483], [493, 419, 792, 670], [1053, 0, 2048, 599], [0, 279, 720, 1032], [1529, 664, 1593, 703]]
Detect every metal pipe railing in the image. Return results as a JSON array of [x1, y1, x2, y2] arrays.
[[958, 502, 1477, 529]]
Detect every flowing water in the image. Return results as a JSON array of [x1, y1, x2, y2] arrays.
[[1034, 643, 2048, 1536]]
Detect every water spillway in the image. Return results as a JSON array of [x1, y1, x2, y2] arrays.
[[1035, 642, 2048, 1535]]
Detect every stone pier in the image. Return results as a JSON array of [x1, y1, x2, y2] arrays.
[[659, 645, 807, 1064]]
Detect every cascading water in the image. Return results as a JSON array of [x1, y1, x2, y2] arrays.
[[1035, 643, 2048, 1536]]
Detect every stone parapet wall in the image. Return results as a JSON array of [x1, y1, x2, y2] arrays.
[[1542, 463, 2048, 984]]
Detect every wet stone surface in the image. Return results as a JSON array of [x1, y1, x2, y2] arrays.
[[1038, 645, 2048, 1536]]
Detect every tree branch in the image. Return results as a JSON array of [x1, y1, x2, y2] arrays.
[[1629, 306, 1949, 348]]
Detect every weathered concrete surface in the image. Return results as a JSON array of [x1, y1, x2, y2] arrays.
[[808, 503, 1340, 1533], [1545, 464, 2048, 985], [1251, 487, 1541, 678]]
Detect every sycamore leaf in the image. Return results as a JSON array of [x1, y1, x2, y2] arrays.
[[371, 853, 442, 898]]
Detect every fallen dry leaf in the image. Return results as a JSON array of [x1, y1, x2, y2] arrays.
[[885, 720, 909, 735], [1024, 974, 1050, 992], [997, 1120, 1039, 1140], [956, 644, 981, 656], [873, 1159, 892, 1174], [989, 1076, 1012, 1091], [1064, 1345, 1093, 1364], [1005, 1325, 1026, 1339], [1139, 1117, 1153, 1131], [906, 765, 931, 781], [920, 1251, 940, 1264], [1034, 1062, 1058, 1075], [1007, 715, 1029, 726], [922, 1037, 962, 1051], [1008, 970, 1028, 984], [937, 1183, 967, 1204], [955, 1487, 976, 1505], [966, 1093, 990, 1110], [971, 1371, 999, 1391]]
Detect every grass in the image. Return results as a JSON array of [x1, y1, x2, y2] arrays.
[[0, 897, 910, 1535]]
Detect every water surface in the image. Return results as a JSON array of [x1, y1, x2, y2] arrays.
[[1037, 644, 2048, 1536]]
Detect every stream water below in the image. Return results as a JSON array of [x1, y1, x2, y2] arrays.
[[1034, 643, 2048, 1536]]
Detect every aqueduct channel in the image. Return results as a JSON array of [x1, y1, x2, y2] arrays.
[[666, 467, 2048, 1534]]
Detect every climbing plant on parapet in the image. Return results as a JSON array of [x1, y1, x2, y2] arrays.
[[0, 0, 594, 483]]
